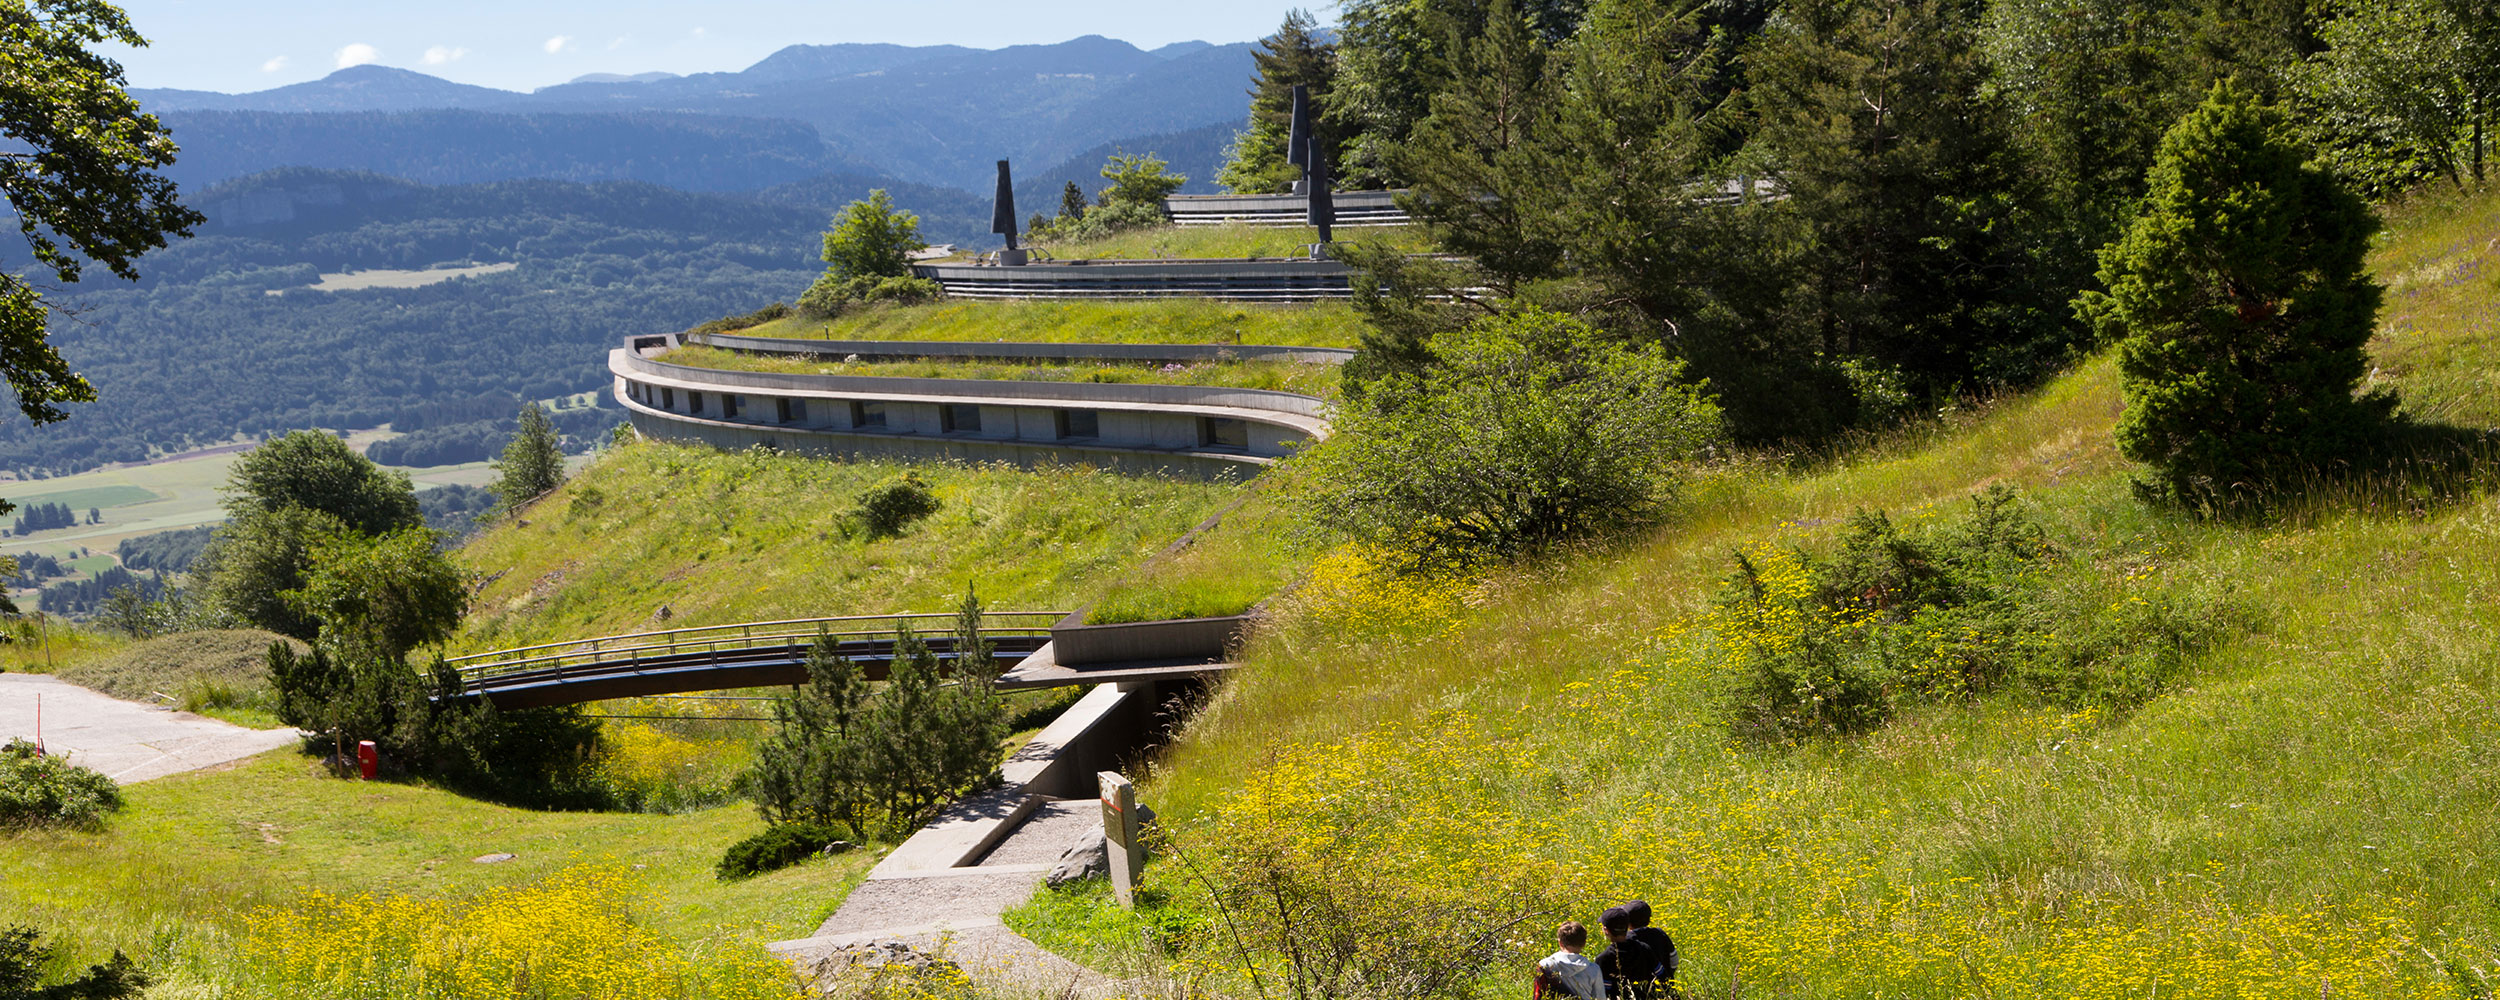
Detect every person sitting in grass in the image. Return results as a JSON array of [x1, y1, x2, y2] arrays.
[[1624, 899, 1678, 992], [1535, 921, 1604, 1000], [1596, 906, 1660, 1000]]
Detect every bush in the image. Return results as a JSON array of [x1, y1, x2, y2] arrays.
[[0, 925, 148, 998], [1300, 309, 1723, 568], [0, 739, 123, 830], [716, 821, 850, 881], [2079, 81, 2390, 513], [1710, 486, 2237, 744], [854, 472, 941, 539], [685, 302, 791, 337]]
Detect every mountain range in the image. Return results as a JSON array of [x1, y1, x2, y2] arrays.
[[135, 36, 1257, 196]]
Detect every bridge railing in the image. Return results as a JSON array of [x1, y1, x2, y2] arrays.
[[445, 612, 1067, 686]]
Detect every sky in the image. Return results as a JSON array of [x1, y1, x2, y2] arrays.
[[100, 1, 1326, 94]]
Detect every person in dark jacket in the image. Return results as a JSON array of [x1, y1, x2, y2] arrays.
[[1624, 899, 1678, 994], [1594, 906, 1658, 1000]]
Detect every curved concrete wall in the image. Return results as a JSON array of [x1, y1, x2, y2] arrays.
[[612, 343, 1332, 480], [694, 332, 1355, 367]]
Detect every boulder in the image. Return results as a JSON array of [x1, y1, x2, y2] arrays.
[[1045, 827, 1109, 887]]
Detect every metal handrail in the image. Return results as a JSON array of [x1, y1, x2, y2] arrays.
[[447, 612, 1069, 687], [446, 611, 1065, 665]]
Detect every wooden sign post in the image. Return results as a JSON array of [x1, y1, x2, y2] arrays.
[[1098, 771, 1146, 907]]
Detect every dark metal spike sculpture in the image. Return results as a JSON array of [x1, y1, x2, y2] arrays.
[[1286, 84, 1311, 195], [991, 159, 1019, 251], [1305, 134, 1334, 253]]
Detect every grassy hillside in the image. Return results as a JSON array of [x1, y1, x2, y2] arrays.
[[451, 441, 1262, 653], [657, 344, 1343, 399], [1013, 191, 2500, 998], [727, 298, 1366, 349], [1023, 221, 1430, 261], [0, 751, 865, 995]]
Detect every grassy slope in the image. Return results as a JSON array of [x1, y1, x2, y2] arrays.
[[730, 299, 1366, 349], [1022, 222, 1430, 261], [1, 752, 872, 984], [657, 344, 1343, 399], [451, 441, 1248, 653], [1090, 192, 2500, 996]]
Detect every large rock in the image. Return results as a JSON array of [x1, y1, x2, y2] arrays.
[[1045, 827, 1109, 887]]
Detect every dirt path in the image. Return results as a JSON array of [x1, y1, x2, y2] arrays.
[[0, 673, 299, 782]]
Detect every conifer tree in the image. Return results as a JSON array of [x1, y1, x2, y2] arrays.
[[489, 402, 563, 516], [2081, 81, 2388, 512], [1219, 10, 1342, 193], [1057, 181, 1087, 222]]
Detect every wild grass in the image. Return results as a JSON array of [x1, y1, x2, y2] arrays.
[[1022, 222, 1430, 261], [1082, 482, 1327, 625], [450, 441, 1251, 655], [1059, 188, 2500, 998], [659, 344, 1342, 399], [49, 628, 299, 728], [0, 751, 877, 992], [727, 299, 1364, 349]]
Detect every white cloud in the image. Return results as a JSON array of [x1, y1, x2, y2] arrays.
[[334, 43, 378, 69], [690, 27, 706, 38], [543, 35, 572, 54], [260, 55, 288, 73], [422, 46, 468, 65], [607, 36, 627, 51]]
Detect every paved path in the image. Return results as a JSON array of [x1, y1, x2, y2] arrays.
[[0, 673, 299, 783], [776, 799, 1124, 998]]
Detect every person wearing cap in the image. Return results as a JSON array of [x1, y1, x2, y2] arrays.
[[1595, 906, 1659, 1000], [1623, 900, 1678, 993]]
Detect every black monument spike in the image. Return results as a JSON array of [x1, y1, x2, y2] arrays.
[[990, 159, 1026, 265], [1305, 133, 1335, 254], [1286, 83, 1311, 195]]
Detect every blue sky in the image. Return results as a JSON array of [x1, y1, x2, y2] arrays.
[[101, 1, 1325, 93]]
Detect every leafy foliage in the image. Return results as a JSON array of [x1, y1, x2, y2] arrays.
[[0, 924, 148, 1000], [853, 472, 942, 539], [220, 430, 424, 535], [714, 822, 849, 881], [1303, 310, 1721, 567], [2294, 0, 2500, 195], [280, 527, 467, 661], [488, 403, 564, 516], [2080, 82, 2390, 511], [1218, 10, 1345, 195], [0, 739, 122, 832], [0, 0, 203, 427], [818, 189, 924, 283]]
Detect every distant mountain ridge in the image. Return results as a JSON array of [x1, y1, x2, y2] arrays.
[[134, 35, 1255, 193]]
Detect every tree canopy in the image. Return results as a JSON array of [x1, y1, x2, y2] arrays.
[[0, 0, 202, 425]]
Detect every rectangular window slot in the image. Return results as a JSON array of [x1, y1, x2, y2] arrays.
[[1201, 417, 1249, 450], [778, 397, 803, 423], [660, 387, 674, 409], [688, 392, 704, 414], [1055, 409, 1099, 440], [722, 394, 741, 419], [851, 400, 886, 428], [942, 404, 982, 434]]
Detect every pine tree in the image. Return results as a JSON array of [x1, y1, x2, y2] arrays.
[[746, 631, 872, 834], [1218, 9, 1342, 193], [489, 402, 563, 516], [1389, 0, 1564, 291], [1057, 181, 1087, 222], [2081, 81, 2388, 512]]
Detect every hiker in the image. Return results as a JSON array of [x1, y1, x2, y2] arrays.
[[1596, 906, 1660, 1000], [1534, 921, 1605, 1000], [1624, 899, 1678, 992]]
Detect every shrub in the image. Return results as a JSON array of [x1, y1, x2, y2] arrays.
[[1299, 309, 1723, 568], [863, 275, 940, 305], [821, 189, 924, 283], [716, 821, 850, 881], [0, 739, 123, 830], [2078, 81, 2390, 513], [686, 302, 792, 337], [854, 472, 941, 539], [0, 925, 148, 998]]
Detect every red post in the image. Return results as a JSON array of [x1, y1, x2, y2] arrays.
[[357, 740, 378, 779]]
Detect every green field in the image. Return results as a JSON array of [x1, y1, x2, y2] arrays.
[[658, 344, 1344, 399], [4, 484, 161, 511], [726, 298, 1366, 349]]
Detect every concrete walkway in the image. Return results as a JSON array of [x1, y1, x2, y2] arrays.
[[0, 673, 299, 783]]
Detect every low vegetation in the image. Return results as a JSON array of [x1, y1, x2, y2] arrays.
[[721, 298, 1364, 349], [1024, 222, 1429, 262], [0, 741, 123, 831], [50, 629, 299, 728], [658, 344, 1342, 399], [1082, 487, 1322, 625], [452, 440, 1253, 653]]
